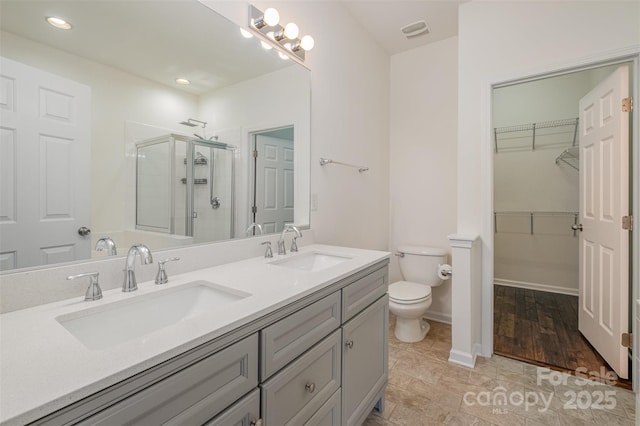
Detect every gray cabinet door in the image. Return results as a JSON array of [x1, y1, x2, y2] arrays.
[[342, 295, 388, 426], [82, 333, 258, 426], [205, 388, 261, 426], [261, 329, 342, 426], [261, 292, 341, 380], [342, 266, 388, 322]]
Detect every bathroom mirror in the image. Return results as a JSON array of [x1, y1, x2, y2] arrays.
[[0, 0, 311, 271]]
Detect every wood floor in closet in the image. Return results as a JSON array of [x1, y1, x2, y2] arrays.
[[493, 284, 632, 390]]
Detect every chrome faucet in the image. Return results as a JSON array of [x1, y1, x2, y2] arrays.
[[277, 225, 302, 255], [122, 244, 153, 292], [246, 222, 264, 236], [95, 237, 117, 255]]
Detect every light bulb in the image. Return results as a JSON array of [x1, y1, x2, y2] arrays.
[[300, 35, 314, 51], [260, 40, 273, 50], [263, 8, 279, 26], [283, 23, 299, 40], [278, 52, 290, 60], [239, 28, 253, 39], [46, 16, 72, 30], [175, 78, 190, 85]]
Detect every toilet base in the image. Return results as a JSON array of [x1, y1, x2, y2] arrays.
[[394, 316, 431, 343]]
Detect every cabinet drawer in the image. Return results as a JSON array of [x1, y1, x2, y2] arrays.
[[205, 388, 260, 426], [342, 265, 388, 322], [83, 333, 258, 426], [261, 292, 341, 380], [305, 388, 341, 426], [261, 329, 341, 426]]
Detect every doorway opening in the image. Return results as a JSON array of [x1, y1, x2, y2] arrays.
[[248, 126, 295, 236], [492, 63, 634, 389]]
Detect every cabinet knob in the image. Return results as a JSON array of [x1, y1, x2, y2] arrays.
[[250, 419, 263, 426], [345, 340, 354, 349], [305, 382, 316, 393]]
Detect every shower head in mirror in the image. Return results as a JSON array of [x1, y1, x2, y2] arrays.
[[179, 118, 207, 128]]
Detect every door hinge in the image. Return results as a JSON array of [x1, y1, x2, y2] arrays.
[[622, 333, 633, 348], [622, 97, 633, 112], [251, 206, 257, 214], [253, 149, 258, 159], [622, 215, 633, 231]]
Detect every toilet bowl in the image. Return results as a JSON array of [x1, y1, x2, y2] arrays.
[[388, 245, 450, 343]]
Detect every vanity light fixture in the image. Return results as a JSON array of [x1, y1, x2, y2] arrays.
[[46, 16, 72, 30], [248, 5, 314, 63], [175, 78, 190, 85]]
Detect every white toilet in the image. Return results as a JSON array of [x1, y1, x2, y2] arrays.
[[389, 245, 450, 343]]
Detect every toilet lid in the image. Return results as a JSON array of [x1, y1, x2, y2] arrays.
[[389, 281, 431, 302]]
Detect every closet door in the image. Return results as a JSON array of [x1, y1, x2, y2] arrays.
[[577, 65, 630, 379]]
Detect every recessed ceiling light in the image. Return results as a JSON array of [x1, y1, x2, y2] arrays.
[[46, 16, 72, 30], [175, 78, 190, 85]]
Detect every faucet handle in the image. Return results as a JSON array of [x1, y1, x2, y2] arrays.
[[155, 257, 180, 285], [67, 272, 102, 301], [261, 241, 273, 258]]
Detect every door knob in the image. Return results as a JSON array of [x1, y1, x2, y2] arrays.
[[78, 227, 91, 236], [571, 224, 583, 231]]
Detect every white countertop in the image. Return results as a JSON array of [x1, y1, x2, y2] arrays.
[[0, 244, 389, 425]]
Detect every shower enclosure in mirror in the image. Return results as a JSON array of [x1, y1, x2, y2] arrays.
[[0, 0, 310, 272], [136, 135, 236, 243]]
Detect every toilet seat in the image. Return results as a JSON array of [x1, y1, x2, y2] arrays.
[[389, 281, 431, 305]]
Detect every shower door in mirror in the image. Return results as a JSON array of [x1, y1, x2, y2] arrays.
[[136, 135, 236, 244]]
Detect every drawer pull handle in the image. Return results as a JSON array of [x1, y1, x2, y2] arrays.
[[345, 340, 354, 349], [305, 382, 316, 393], [251, 419, 263, 426]]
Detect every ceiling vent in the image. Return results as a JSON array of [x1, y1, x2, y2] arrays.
[[401, 20, 430, 39]]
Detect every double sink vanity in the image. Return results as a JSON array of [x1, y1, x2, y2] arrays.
[[0, 244, 390, 426]]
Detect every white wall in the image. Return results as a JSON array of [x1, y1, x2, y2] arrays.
[[0, 31, 199, 236], [389, 37, 458, 322], [457, 0, 640, 356], [205, 0, 391, 251]]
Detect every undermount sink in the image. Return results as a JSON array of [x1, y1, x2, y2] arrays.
[[270, 251, 352, 272], [56, 281, 250, 350]]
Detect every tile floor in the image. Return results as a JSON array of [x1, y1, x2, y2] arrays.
[[364, 315, 636, 425]]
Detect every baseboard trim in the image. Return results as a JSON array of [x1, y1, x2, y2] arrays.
[[423, 310, 451, 325], [448, 348, 478, 368], [494, 278, 578, 296]]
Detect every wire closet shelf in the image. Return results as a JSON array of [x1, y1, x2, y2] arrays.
[[494, 211, 580, 236], [494, 117, 579, 153]]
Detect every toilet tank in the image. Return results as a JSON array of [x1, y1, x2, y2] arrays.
[[398, 245, 448, 287]]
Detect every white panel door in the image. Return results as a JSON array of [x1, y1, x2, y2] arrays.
[[578, 65, 630, 379], [254, 135, 294, 234], [0, 57, 91, 270]]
